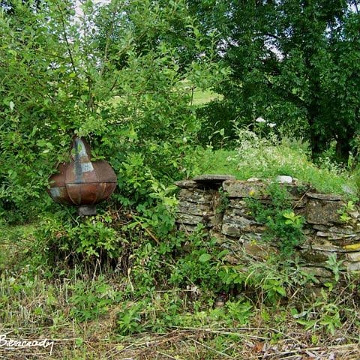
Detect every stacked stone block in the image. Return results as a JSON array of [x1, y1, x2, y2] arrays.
[[175, 175, 360, 275]]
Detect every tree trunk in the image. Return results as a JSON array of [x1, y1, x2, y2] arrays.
[[335, 134, 353, 165]]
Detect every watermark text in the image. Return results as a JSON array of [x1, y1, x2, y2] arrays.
[[0, 334, 54, 355]]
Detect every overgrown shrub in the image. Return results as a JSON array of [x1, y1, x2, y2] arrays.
[[245, 183, 305, 254]]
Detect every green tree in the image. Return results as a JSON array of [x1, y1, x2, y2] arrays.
[[0, 0, 221, 222], [189, 0, 360, 163], [0, 0, 75, 220]]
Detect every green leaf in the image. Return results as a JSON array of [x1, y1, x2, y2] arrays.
[[216, 249, 230, 259], [199, 253, 212, 263]]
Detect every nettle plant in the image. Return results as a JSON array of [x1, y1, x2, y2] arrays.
[[246, 183, 305, 254]]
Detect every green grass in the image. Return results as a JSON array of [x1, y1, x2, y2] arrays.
[[190, 88, 223, 106], [109, 83, 223, 108], [1, 130, 360, 359], [179, 79, 223, 106], [196, 137, 357, 197], [0, 221, 39, 271], [0, 249, 358, 359], [0, 247, 359, 359], [194, 148, 244, 178]]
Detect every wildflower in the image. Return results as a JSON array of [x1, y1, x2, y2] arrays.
[[255, 117, 266, 123]]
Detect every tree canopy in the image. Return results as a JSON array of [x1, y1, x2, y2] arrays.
[[188, 0, 360, 163]]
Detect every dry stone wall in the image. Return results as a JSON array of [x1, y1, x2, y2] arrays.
[[175, 175, 360, 279]]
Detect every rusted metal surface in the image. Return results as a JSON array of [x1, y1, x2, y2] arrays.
[[47, 137, 117, 215], [47, 162, 73, 205]]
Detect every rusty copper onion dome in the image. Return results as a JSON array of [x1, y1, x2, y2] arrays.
[[47, 137, 117, 216]]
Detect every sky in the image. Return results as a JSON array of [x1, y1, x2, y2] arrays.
[[75, 0, 110, 17]]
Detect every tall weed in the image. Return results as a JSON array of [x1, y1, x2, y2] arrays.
[[199, 128, 356, 195]]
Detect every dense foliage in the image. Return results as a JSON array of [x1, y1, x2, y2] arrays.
[[0, 0, 223, 221], [188, 0, 360, 164], [2, 0, 360, 221], [1, 2, 360, 357]]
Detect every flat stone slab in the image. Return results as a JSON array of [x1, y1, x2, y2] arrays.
[[346, 251, 360, 262], [193, 174, 236, 184], [175, 180, 198, 189], [176, 213, 204, 225], [178, 189, 213, 204], [300, 266, 333, 278], [306, 198, 344, 225], [307, 192, 343, 201], [177, 201, 213, 216], [344, 261, 360, 271], [301, 242, 347, 252]]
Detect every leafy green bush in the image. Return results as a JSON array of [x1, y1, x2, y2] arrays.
[[69, 277, 118, 322], [116, 295, 254, 337], [168, 230, 223, 290], [0, 0, 222, 223], [246, 183, 305, 254], [30, 210, 124, 272]]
